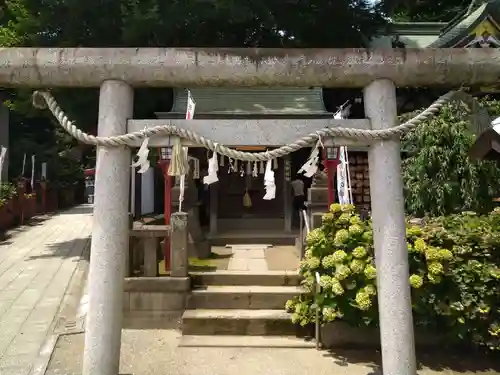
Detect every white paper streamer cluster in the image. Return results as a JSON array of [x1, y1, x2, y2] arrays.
[[131, 128, 150, 174], [263, 159, 275, 200], [204, 148, 219, 185], [298, 141, 321, 178]]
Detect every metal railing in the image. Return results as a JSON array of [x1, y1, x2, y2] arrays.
[[299, 209, 310, 260]]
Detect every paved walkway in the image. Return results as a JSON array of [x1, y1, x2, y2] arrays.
[[227, 245, 270, 271], [0, 205, 93, 375]]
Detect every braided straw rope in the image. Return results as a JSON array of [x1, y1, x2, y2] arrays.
[[32, 89, 458, 162]]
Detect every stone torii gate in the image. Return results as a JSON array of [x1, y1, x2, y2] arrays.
[[3, 48, 499, 375]]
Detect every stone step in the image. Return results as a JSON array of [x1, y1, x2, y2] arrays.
[[209, 236, 296, 246], [182, 309, 309, 336], [190, 271, 302, 287], [179, 335, 316, 348], [188, 285, 304, 309]]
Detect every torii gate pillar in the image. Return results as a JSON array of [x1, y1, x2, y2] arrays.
[[82, 80, 133, 375], [364, 79, 416, 375]]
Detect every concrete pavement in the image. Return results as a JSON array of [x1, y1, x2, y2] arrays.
[[0, 205, 93, 375]]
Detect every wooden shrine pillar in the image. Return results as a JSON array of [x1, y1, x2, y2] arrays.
[[209, 182, 218, 235], [283, 156, 292, 232]]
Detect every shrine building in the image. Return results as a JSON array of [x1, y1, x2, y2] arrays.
[[132, 0, 500, 244]]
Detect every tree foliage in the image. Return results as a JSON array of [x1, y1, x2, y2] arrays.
[[1, 0, 386, 48], [381, 0, 472, 22], [0, 0, 389, 181], [401, 98, 500, 217]]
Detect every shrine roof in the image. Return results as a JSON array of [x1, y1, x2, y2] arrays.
[[429, 1, 500, 47], [167, 87, 330, 115], [376, 0, 500, 48]]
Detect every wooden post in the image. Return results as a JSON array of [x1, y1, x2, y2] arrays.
[[283, 156, 292, 232], [209, 182, 218, 236], [159, 160, 172, 271], [40, 179, 48, 214], [17, 179, 26, 225]]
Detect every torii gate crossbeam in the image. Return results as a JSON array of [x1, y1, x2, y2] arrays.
[[0, 47, 498, 87]]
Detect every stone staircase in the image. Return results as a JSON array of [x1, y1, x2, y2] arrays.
[[180, 271, 314, 347]]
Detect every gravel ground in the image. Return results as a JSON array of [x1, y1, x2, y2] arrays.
[[45, 329, 500, 375]]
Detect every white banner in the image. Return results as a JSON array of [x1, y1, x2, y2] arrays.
[[0, 146, 7, 188], [180, 90, 196, 211], [41, 162, 47, 179], [334, 108, 352, 205], [337, 147, 351, 205], [31, 155, 36, 190], [185, 90, 196, 120]]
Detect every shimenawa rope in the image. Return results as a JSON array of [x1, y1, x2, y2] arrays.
[[32, 89, 460, 174]]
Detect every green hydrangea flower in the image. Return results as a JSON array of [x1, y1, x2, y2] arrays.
[[352, 246, 367, 259], [319, 275, 332, 289], [427, 273, 442, 284], [409, 274, 423, 288], [332, 250, 347, 262], [438, 249, 453, 261], [322, 307, 338, 322], [364, 264, 377, 279], [428, 261, 444, 275], [330, 203, 342, 213], [350, 259, 365, 274], [331, 277, 345, 295], [414, 238, 426, 253], [301, 276, 314, 291], [337, 213, 351, 225], [306, 228, 324, 247], [305, 256, 320, 270], [285, 299, 295, 312], [322, 255, 336, 269], [349, 215, 363, 225], [362, 231, 373, 242], [355, 291, 372, 311], [335, 264, 351, 280], [304, 249, 313, 259], [334, 229, 350, 245], [322, 212, 334, 224], [348, 224, 364, 236], [406, 225, 422, 237], [425, 247, 440, 261], [341, 204, 356, 213], [364, 284, 376, 296]]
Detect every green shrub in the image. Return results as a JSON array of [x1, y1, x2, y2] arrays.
[[0, 183, 17, 207], [402, 100, 500, 217], [287, 204, 500, 350]]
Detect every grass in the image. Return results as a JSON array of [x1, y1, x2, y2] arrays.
[[158, 252, 232, 275]]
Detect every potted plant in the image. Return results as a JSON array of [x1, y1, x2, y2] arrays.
[[0, 183, 17, 235]]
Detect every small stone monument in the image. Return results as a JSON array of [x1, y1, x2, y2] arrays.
[[171, 162, 211, 258]]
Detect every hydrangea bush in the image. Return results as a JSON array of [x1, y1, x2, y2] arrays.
[[286, 204, 500, 350]]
